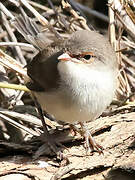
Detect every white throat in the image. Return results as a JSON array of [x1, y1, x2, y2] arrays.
[[57, 61, 115, 92]]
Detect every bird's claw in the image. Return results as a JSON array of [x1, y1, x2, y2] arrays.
[[71, 123, 104, 154], [84, 132, 103, 154]]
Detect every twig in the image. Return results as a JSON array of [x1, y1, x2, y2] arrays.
[[122, 36, 135, 49], [0, 170, 40, 180], [20, 0, 48, 25], [8, 0, 20, 7], [115, 11, 135, 40], [51, 166, 74, 180], [119, 92, 135, 106], [47, 0, 57, 15], [126, 73, 135, 91], [119, 71, 127, 92], [1, 12, 26, 65], [114, 0, 135, 39], [0, 113, 39, 136], [28, 0, 52, 11], [0, 107, 42, 126], [67, 0, 87, 20], [20, 0, 61, 39], [108, 0, 117, 50], [0, 82, 30, 92], [122, 54, 135, 70], [0, 2, 14, 19], [0, 49, 27, 78], [122, 69, 131, 97], [75, 1, 109, 23], [0, 42, 35, 49], [62, 0, 90, 31]]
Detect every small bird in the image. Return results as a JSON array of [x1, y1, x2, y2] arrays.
[[13, 14, 118, 154]]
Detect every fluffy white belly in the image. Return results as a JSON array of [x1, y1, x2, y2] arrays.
[[34, 61, 116, 124], [34, 91, 92, 123]]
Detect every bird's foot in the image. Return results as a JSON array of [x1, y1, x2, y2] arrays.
[[82, 128, 103, 154], [80, 122, 103, 154], [71, 123, 103, 154]]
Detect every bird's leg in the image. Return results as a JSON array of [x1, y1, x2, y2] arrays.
[[80, 122, 103, 154], [69, 124, 81, 136], [33, 95, 64, 159]]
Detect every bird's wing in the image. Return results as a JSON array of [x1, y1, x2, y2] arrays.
[[12, 10, 65, 92], [26, 49, 63, 92]]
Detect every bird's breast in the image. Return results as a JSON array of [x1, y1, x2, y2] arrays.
[[35, 61, 117, 123]]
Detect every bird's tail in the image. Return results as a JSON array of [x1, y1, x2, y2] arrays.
[[11, 11, 51, 50]]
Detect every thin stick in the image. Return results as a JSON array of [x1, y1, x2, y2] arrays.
[[108, 0, 117, 50], [28, 0, 51, 11], [75, 2, 109, 23], [20, 0, 61, 39], [0, 113, 38, 136], [0, 2, 14, 20], [8, 0, 20, 7], [0, 42, 34, 49], [1, 12, 26, 65], [62, 0, 90, 31], [0, 49, 27, 78], [0, 82, 30, 92]]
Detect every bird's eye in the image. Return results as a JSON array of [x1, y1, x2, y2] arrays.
[[83, 54, 91, 60]]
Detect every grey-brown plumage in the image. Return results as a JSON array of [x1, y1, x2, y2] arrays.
[[26, 50, 62, 92], [26, 30, 117, 124], [13, 14, 118, 153]]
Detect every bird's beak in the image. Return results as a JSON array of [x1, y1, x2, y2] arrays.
[[58, 53, 71, 61]]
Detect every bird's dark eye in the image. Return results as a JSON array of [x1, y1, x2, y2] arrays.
[[83, 54, 91, 60]]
